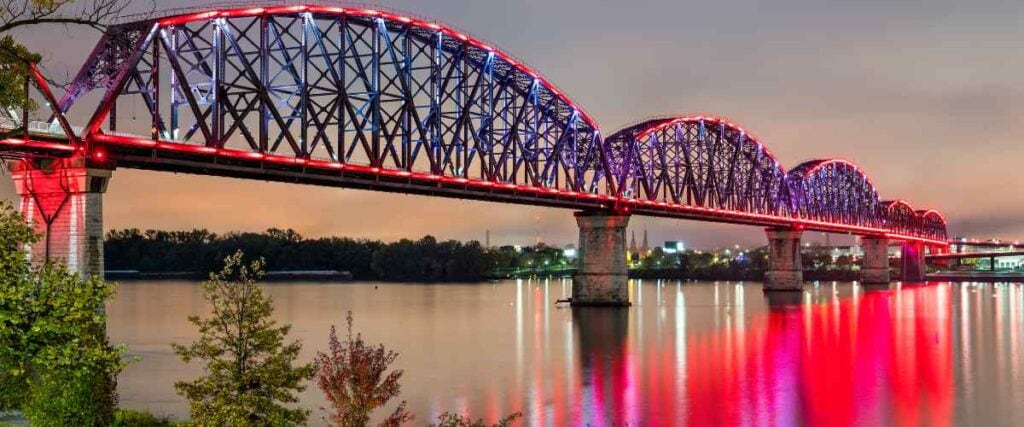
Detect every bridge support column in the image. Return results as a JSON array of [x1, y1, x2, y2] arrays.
[[764, 228, 803, 291], [9, 157, 112, 280], [572, 212, 630, 307], [900, 241, 926, 282], [860, 236, 890, 284]]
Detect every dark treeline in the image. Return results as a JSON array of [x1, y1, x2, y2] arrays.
[[105, 229, 513, 282], [106, 229, 870, 282]]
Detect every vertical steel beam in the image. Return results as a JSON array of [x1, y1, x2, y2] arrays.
[[259, 15, 269, 153], [371, 18, 381, 167], [300, 14, 310, 157], [336, 15, 346, 161], [151, 39, 161, 140], [212, 21, 225, 146], [169, 28, 179, 139]]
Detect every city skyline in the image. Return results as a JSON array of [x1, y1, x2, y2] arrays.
[[3, 0, 1021, 247]]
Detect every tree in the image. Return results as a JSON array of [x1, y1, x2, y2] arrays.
[[0, 200, 124, 425], [173, 251, 314, 426], [314, 312, 412, 427]]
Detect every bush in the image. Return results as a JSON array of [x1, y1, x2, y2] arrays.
[[0, 201, 125, 425], [21, 368, 117, 427], [111, 409, 177, 427], [431, 412, 523, 427], [314, 312, 412, 426]]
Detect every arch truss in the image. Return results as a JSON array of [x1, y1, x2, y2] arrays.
[[59, 5, 612, 196], [607, 116, 948, 242], [1, 5, 948, 245]]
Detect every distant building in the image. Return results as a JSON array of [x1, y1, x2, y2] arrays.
[[663, 241, 685, 254], [563, 244, 578, 260]]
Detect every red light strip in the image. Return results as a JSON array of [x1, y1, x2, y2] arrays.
[[154, 5, 597, 129], [92, 133, 949, 246], [0, 138, 77, 152]]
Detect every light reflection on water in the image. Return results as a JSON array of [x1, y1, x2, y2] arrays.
[[107, 280, 1024, 426]]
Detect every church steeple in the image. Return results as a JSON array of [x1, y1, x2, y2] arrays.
[[642, 227, 649, 255], [630, 230, 638, 254]]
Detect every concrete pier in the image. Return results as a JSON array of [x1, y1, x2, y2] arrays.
[[572, 211, 630, 306], [764, 228, 803, 291], [9, 157, 111, 280], [860, 236, 891, 284], [901, 241, 927, 282]]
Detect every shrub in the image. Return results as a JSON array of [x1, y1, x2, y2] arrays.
[[111, 409, 177, 426], [314, 312, 413, 427], [430, 412, 523, 427], [0, 201, 125, 425]]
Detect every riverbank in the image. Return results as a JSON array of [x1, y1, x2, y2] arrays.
[[106, 270, 353, 281]]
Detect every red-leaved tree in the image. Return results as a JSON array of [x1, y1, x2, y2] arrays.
[[315, 311, 413, 427]]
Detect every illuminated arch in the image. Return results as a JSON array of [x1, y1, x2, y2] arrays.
[[61, 4, 610, 194], [916, 209, 948, 241], [882, 200, 919, 237], [604, 115, 790, 216], [788, 159, 882, 229]]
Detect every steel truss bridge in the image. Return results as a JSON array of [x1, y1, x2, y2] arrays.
[[0, 4, 948, 246]]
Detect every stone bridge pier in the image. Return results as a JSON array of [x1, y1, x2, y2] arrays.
[[900, 241, 927, 282], [572, 211, 630, 307], [764, 228, 804, 291], [9, 157, 111, 280], [860, 236, 891, 284]]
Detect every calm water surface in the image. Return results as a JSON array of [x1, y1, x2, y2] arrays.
[[107, 280, 1024, 426]]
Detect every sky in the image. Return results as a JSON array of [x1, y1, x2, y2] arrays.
[[3, 0, 1023, 248]]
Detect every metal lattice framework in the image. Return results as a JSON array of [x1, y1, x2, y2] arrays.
[[63, 5, 610, 195], [607, 116, 947, 242], [788, 159, 881, 229], [605, 116, 790, 216], [0, 5, 949, 244]]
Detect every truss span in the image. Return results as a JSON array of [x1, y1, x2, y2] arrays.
[[60, 5, 611, 196], [0, 6, 948, 245], [607, 116, 948, 242]]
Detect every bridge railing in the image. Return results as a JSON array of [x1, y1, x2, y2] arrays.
[[0, 117, 83, 139]]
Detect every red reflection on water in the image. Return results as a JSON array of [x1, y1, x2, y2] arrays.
[[570, 284, 953, 425]]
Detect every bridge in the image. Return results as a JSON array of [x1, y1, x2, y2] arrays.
[[0, 4, 949, 305]]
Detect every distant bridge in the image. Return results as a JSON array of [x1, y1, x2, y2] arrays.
[[0, 4, 949, 302]]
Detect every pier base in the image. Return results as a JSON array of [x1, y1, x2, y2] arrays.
[[860, 236, 891, 284], [572, 212, 630, 307], [764, 228, 803, 291], [901, 241, 926, 282], [9, 157, 111, 280]]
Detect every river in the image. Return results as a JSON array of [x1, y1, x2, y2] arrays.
[[107, 280, 1024, 426]]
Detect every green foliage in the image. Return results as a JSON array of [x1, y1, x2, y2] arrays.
[[173, 251, 314, 426], [430, 412, 522, 427], [0, 201, 124, 423], [22, 365, 117, 426], [0, 35, 39, 115], [314, 312, 412, 427], [111, 409, 178, 427], [0, 201, 124, 425]]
